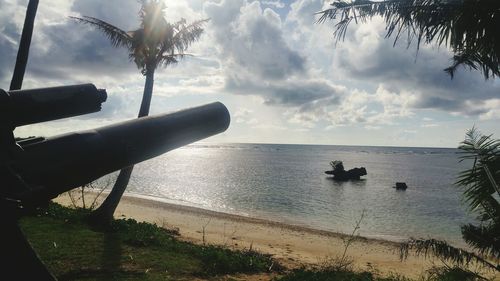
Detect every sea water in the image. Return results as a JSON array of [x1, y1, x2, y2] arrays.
[[123, 143, 473, 247]]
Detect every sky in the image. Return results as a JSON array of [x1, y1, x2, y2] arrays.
[[1, 0, 499, 148]]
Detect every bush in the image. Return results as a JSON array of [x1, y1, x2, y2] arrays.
[[110, 218, 176, 247], [40, 201, 91, 221], [195, 245, 279, 275]]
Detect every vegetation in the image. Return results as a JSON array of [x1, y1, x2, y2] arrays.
[[23, 202, 496, 280], [400, 128, 500, 276], [71, 0, 208, 225], [67, 177, 111, 211], [274, 268, 410, 281], [318, 0, 500, 79], [329, 160, 345, 172], [20, 202, 278, 280], [275, 266, 488, 281]]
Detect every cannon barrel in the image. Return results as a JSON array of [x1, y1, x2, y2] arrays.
[[11, 102, 230, 203], [0, 84, 107, 127]]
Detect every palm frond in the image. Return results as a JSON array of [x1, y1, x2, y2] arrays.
[[399, 238, 498, 270], [317, 0, 500, 79], [155, 19, 208, 68], [127, 28, 148, 72], [158, 53, 194, 67], [69, 16, 132, 49], [445, 49, 500, 79], [172, 19, 209, 52], [461, 222, 500, 258], [457, 127, 500, 199], [456, 167, 500, 213], [453, 127, 500, 271]]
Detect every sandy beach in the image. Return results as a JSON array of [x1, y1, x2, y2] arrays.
[[53, 192, 453, 279]]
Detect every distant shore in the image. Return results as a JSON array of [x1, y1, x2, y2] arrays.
[[54, 192, 443, 278]]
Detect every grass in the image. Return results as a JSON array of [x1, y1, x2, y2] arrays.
[[20, 202, 278, 280]]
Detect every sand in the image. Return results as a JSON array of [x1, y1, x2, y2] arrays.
[[53, 193, 496, 279]]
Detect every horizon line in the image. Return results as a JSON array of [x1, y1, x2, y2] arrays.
[[196, 141, 457, 150]]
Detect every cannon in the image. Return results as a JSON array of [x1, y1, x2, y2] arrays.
[[0, 83, 107, 127], [0, 84, 230, 280]]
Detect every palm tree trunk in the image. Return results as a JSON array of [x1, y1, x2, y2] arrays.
[[89, 67, 155, 226], [137, 66, 155, 117], [10, 0, 38, 90]]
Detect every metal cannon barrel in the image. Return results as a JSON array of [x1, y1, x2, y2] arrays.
[[12, 102, 230, 202], [0, 84, 107, 127]]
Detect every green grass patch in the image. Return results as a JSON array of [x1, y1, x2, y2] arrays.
[[20, 202, 278, 280]]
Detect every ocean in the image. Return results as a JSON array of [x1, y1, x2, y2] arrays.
[[121, 143, 474, 247]]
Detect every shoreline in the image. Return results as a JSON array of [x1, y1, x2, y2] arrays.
[[122, 192, 408, 244], [55, 192, 438, 278], [91, 191, 465, 246], [122, 193, 402, 247]]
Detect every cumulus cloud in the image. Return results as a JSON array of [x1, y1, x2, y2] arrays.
[[226, 76, 342, 107], [288, 2, 500, 130], [287, 85, 418, 128], [203, 0, 347, 128], [0, 24, 18, 86], [329, 16, 500, 117], [1, 0, 216, 85], [205, 0, 305, 80], [0, 0, 145, 88], [0, 0, 30, 86], [71, 0, 140, 29]]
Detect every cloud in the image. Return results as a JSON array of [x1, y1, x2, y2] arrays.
[[204, 0, 347, 127], [202, 0, 457, 131], [0, 0, 30, 86], [0, 23, 18, 86], [226, 76, 342, 107], [329, 16, 500, 117], [205, 0, 305, 81], [262, 1, 286, 9], [71, 0, 143, 30], [285, 4, 500, 127], [287, 0, 324, 27], [2, 0, 213, 86], [283, 84, 419, 129], [233, 108, 253, 123], [421, 123, 439, 128], [0, 0, 144, 89]]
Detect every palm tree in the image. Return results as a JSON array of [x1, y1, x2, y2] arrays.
[[10, 0, 39, 90], [71, 0, 208, 225], [400, 128, 500, 274], [317, 0, 500, 79]]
